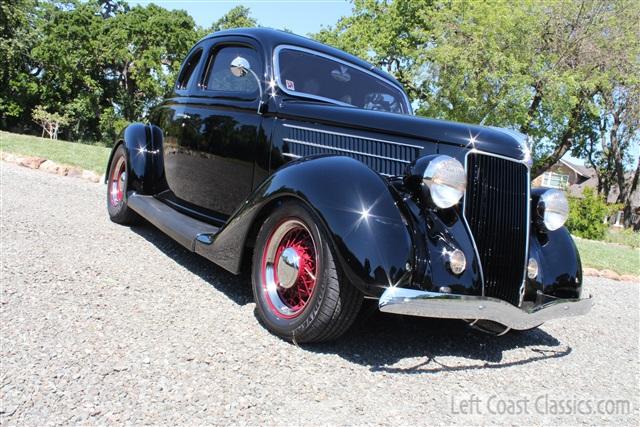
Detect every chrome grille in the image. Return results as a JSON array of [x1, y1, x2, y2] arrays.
[[283, 124, 421, 176], [464, 152, 529, 306]]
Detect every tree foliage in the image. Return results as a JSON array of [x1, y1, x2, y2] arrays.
[[0, 0, 256, 144], [208, 5, 257, 33], [0, 0, 40, 127]]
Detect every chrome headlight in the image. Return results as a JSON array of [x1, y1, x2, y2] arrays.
[[422, 155, 466, 209], [537, 189, 569, 231]]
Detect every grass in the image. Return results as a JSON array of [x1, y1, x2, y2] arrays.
[[574, 237, 640, 277], [603, 228, 640, 248], [0, 131, 111, 175]]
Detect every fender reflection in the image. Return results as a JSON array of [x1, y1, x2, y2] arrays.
[[194, 155, 415, 295]]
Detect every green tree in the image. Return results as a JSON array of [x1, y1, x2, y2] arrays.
[[30, 0, 108, 141], [8, 0, 199, 142], [208, 5, 257, 33], [0, 0, 40, 129], [101, 3, 198, 121]]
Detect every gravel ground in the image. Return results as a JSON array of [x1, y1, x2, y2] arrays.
[[1, 161, 639, 426]]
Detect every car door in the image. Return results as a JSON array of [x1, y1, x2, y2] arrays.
[[162, 37, 264, 220]]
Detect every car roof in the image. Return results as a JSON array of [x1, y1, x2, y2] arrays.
[[200, 27, 405, 90]]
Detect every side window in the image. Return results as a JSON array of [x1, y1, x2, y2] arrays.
[[201, 46, 261, 97], [176, 48, 203, 90]]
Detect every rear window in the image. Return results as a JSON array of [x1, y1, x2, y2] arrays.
[[176, 49, 202, 90], [275, 46, 409, 114]]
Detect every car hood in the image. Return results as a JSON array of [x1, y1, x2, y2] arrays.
[[278, 102, 531, 163]]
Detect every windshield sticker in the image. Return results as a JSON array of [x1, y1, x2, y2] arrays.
[[286, 80, 295, 91]]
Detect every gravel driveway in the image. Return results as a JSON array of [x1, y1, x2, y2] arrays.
[[1, 161, 638, 425]]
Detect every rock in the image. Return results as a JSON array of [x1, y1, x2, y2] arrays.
[[19, 156, 46, 169], [40, 160, 60, 174], [81, 170, 101, 183], [1, 152, 19, 163], [67, 168, 83, 178], [6, 154, 26, 164], [620, 274, 639, 283], [599, 269, 620, 280], [583, 267, 599, 277]]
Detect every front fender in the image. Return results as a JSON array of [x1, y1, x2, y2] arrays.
[[105, 123, 166, 195], [524, 188, 582, 301], [526, 226, 582, 300], [196, 156, 415, 295]]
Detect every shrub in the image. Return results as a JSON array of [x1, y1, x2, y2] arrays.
[[32, 106, 71, 140], [566, 187, 618, 240], [99, 107, 130, 146]]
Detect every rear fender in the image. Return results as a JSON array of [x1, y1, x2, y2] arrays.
[[196, 156, 415, 295], [105, 123, 166, 195]]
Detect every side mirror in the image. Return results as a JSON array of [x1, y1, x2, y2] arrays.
[[230, 56, 251, 77], [229, 56, 265, 115]]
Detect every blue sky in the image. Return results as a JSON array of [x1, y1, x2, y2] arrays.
[[128, 0, 352, 36]]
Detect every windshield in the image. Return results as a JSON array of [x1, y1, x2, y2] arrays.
[[275, 46, 410, 114]]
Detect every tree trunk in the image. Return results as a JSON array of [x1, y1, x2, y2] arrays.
[[623, 159, 639, 228], [520, 81, 543, 135], [531, 101, 583, 178], [610, 109, 627, 204]]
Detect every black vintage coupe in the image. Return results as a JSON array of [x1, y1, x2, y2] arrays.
[[106, 28, 592, 342]]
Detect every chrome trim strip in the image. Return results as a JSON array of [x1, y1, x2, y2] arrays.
[[462, 152, 486, 295], [282, 152, 301, 159], [273, 44, 413, 115], [283, 123, 424, 150], [466, 148, 531, 166], [520, 166, 532, 306], [462, 149, 531, 302], [283, 137, 412, 163], [378, 287, 593, 330]]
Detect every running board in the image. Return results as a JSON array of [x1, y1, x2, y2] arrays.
[[128, 194, 219, 252]]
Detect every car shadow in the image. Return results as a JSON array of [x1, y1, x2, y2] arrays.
[[130, 222, 570, 374], [306, 311, 570, 374]]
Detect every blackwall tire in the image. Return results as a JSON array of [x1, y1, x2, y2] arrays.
[[251, 200, 362, 343], [106, 145, 140, 225]]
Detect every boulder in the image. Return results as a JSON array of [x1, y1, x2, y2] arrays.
[[582, 267, 599, 277], [81, 170, 101, 183], [18, 156, 46, 169], [599, 269, 621, 280], [39, 160, 60, 174], [66, 168, 83, 178], [619, 274, 639, 283]]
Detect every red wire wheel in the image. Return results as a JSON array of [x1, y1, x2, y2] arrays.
[[261, 219, 318, 319], [109, 156, 127, 207]]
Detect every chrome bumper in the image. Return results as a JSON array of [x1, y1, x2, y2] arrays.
[[378, 288, 593, 330]]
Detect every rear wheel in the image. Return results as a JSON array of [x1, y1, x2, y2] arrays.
[[252, 201, 362, 343], [107, 145, 140, 225]]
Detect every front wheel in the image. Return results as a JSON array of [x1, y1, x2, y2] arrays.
[[252, 201, 362, 343]]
